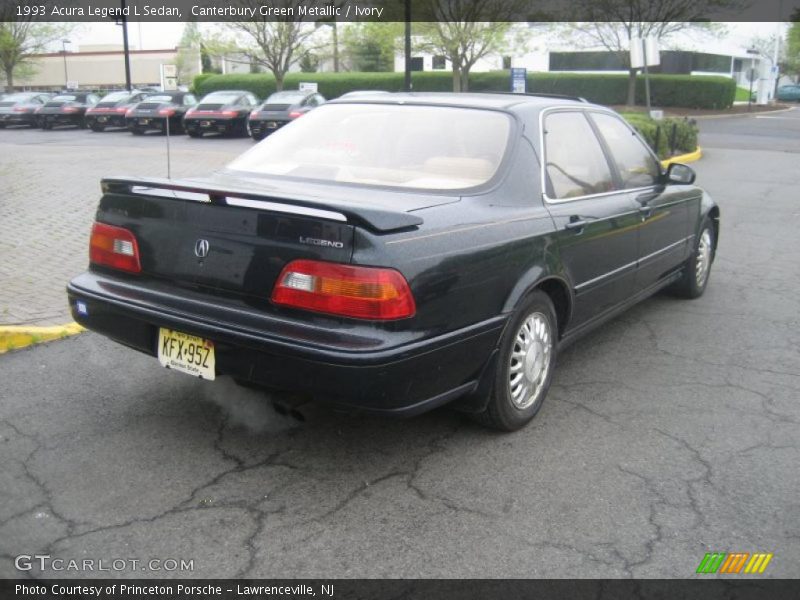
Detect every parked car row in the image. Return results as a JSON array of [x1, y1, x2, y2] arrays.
[[0, 88, 328, 140]]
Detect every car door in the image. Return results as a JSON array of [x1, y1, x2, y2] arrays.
[[541, 109, 641, 328], [588, 111, 697, 292]]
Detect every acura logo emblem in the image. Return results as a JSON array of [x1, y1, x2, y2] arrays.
[[194, 239, 210, 258]]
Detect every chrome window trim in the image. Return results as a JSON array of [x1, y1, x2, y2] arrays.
[[538, 106, 663, 205]]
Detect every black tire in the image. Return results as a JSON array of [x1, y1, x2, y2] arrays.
[[131, 126, 145, 135], [670, 217, 715, 299], [187, 129, 202, 138], [250, 131, 266, 142], [41, 118, 52, 130], [472, 290, 558, 431], [90, 123, 105, 132]]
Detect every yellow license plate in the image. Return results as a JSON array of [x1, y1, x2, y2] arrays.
[[157, 328, 215, 380]]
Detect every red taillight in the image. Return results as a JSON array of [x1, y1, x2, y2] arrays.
[[250, 110, 259, 118], [89, 222, 141, 274], [158, 108, 175, 116], [62, 106, 79, 113], [125, 109, 135, 117], [221, 110, 237, 117], [115, 107, 128, 113], [271, 260, 416, 320], [13, 106, 29, 112], [288, 110, 303, 119]]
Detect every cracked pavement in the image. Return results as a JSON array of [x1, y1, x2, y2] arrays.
[[1, 109, 799, 578]]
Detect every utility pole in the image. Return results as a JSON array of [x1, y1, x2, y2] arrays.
[[120, 0, 132, 91], [61, 39, 71, 88], [404, 0, 411, 91]]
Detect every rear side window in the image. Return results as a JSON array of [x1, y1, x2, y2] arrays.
[[543, 111, 614, 200], [591, 112, 661, 189]]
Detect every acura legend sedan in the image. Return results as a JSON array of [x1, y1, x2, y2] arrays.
[[67, 93, 719, 431]]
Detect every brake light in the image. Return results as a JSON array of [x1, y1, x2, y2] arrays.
[[221, 110, 237, 117], [13, 106, 30, 112], [250, 110, 259, 118], [115, 107, 128, 113], [89, 222, 141, 274], [272, 260, 415, 320], [158, 108, 175, 116], [288, 111, 303, 118], [62, 106, 79, 113]]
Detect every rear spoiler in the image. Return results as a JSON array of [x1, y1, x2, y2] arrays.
[[101, 176, 424, 233]]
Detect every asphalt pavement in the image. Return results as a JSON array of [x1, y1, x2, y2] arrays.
[[0, 109, 799, 578]]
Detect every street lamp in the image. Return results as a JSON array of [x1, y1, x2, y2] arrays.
[[61, 39, 71, 89]]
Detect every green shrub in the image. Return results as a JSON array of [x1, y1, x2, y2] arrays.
[[192, 71, 734, 110], [622, 113, 698, 159]]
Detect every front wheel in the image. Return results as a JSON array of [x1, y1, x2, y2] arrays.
[[90, 123, 105, 132], [671, 218, 715, 299], [472, 291, 558, 431]]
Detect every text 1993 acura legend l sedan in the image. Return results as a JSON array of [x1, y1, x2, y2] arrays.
[[67, 93, 718, 431]]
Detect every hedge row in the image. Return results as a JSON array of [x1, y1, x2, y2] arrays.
[[193, 71, 736, 109]]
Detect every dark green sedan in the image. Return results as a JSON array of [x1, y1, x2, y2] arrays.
[[776, 84, 800, 102]]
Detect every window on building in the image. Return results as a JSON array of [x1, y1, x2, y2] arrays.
[[410, 57, 424, 71], [432, 55, 447, 70]]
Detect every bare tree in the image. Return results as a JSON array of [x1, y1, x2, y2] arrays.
[[416, 0, 530, 92], [566, 0, 741, 105]]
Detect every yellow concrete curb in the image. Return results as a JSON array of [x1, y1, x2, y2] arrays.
[[0, 322, 85, 354], [662, 146, 702, 168]]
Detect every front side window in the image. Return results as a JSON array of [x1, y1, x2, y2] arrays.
[[543, 111, 614, 199], [228, 104, 511, 191], [591, 112, 661, 189]]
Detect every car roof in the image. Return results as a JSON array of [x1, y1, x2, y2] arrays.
[[328, 91, 589, 111]]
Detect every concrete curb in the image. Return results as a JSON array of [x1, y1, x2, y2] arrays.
[[0, 323, 85, 354], [690, 105, 796, 120], [661, 146, 702, 168]]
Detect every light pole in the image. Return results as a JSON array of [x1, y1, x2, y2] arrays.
[[61, 39, 71, 89]]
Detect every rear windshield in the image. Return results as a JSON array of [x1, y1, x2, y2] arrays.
[[228, 104, 511, 190], [3, 93, 36, 101], [202, 92, 240, 103], [144, 94, 177, 102], [53, 95, 78, 101], [265, 92, 306, 103], [100, 92, 130, 102]]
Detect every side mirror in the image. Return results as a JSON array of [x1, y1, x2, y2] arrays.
[[666, 163, 696, 185]]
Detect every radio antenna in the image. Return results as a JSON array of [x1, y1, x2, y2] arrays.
[[165, 108, 172, 179]]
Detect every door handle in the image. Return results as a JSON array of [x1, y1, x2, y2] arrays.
[[565, 218, 588, 232]]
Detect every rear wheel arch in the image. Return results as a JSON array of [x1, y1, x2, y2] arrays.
[[504, 273, 572, 340]]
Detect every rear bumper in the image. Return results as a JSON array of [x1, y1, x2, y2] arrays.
[[184, 117, 239, 133], [86, 114, 127, 128], [0, 113, 37, 125], [248, 118, 288, 136], [66, 271, 506, 416]]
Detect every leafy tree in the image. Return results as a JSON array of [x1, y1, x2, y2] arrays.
[[786, 9, 800, 78], [174, 22, 202, 84], [209, 1, 319, 90], [566, 0, 741, 105], [415, 0, 529, 92], [342, 23, 403, 72], [0, 19, 74, 90]]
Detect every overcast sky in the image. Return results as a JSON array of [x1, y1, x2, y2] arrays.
[[62, 22, 785, 53]]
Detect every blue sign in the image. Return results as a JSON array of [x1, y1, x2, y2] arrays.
[[511, 68, 527, 93]]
